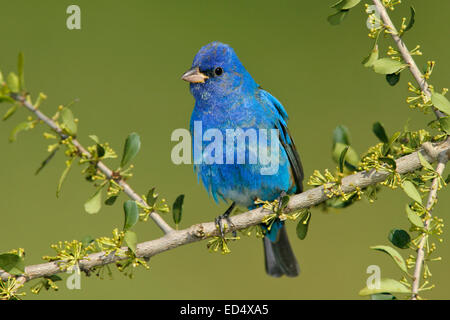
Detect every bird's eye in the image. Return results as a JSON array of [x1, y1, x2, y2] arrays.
[[214, 67, 223, 76]]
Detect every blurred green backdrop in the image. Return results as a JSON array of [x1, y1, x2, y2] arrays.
[[0, 0, 449, 300]]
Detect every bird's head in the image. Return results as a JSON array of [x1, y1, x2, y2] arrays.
[[182, 41, 256, 101]]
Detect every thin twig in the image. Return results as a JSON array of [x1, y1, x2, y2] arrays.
[[372, 0, 445, 119], [14, 94, 174, 235], [1, 138, 449, 284], [411, 151, 448, 299]]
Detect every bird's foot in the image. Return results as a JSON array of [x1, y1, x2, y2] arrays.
[[215, 202, 236, 238]]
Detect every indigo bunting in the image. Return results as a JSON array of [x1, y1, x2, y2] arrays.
[[182, 42, 303, 277]]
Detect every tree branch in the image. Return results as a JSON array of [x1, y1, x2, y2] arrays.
[[13, 94, 173, 235], [1, 138, 449, 284], [372, 0, 445, 119]]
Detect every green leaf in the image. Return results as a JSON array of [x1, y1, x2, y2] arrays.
[[418, 152, 434, 171], [296, 210, 311, 240], [359, 278, 410, 296], [372, 58, 407, 75], [0, 70, 3, 84], [379, 157, 397, 170], [332, 143, 360, 170], [401, 180, 422, 204], [124, 230, 137, 254], [18, 52, 24, 90], [0, 96, 15, 104], [332, 125, 351, 147], [7, 72, 19, 93], [105, 195, 119, 206], [3, 104, 18, 121], [9, 121, 33, 142], [56, 158, 74, 198], [331, 0, 361, 10], [60, 107, 77, 135], [406, 204, 424, 228], [371, 293, 396, 300], [0, 253, 25, 276], [386, 73, 400, 86], [362, 44, 379, 68], [35, 147, 59, 175], [438, 117, 450, 134], [431, 92, 450, 115], [120, 132, 141, 168], [382, 131, 401, 155], [172, 194, 185, 227], [338, 145, 349, 173], [372, 122, 388, 143], [388, 229, 411, 249], [84, 186, 104, 214], [123, 200, 139, 231], [327, 10, 349, 26], [370, 245, 408, 273], [403, 6, 415, 34], [146, 187, 158, 207]]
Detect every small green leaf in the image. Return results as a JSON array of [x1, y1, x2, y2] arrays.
[[406, 204, 424, 228], [124, 230, 137, 254], [370, 245, 408, 273], [60, 107, 77, 135], [388, 229, 411, 249], [296, 210, 311, 240], [362, 44, 379, 68], [371, 293, 396, 300], [89, 135, 100, 144], [7, 72, 19, 93], [359, 278, 410, 296], [401, 180, 422, 204], [84, 186, 104, 214], [120, 132, 141, 168], [105, 195, 119, 206], [418, 152, 434, 171], [372, 122, 388, 143], [9, 121, 33, 142], [3, 104, 18, 121], [56, 158, 74, 198], [0, 96, 15, 104], [332, 143, 360, 170], [379, 157, 397, 170], [332, 125, 351, 147], [438, 117, 450, 134], [327, 10, 349, 26], [372, 58, 407, 75], [35, 147, 59, 175], [172, 194, 185, 227], [431, 92, 450, 115], [0, 253, 25, 276], [146, 187, 158, 207], [18, 52, 24, 90], [331, 0, 361, 10], [279, 195, 290, 211], [386, 73, 400, 86], [123, 200, 139, 231], [338, 145, 349, 173], [403, 6, 415, 34]]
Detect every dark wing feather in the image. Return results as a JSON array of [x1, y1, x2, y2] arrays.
[[278, 124, 304, 194]]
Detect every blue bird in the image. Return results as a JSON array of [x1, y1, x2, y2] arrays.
[[182, 41, 303, 277]]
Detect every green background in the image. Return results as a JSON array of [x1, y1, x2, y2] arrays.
[[0, 0, 449, 300]]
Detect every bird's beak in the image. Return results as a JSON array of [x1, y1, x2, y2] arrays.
[[181, 67, 209, 83]]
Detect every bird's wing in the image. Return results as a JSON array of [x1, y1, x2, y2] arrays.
[[259, 89, 304, 194]]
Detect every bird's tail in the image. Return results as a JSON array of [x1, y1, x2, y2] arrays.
[[263, 224, 300, 277]]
